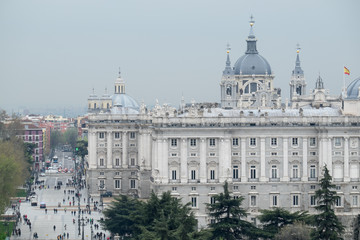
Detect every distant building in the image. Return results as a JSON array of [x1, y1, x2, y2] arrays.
[[86, 17, 360, 237]]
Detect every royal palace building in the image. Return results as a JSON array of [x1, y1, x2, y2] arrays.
[[86, 18, 360, 230]]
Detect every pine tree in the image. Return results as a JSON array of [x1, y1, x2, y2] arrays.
[[206, 181, 265, 240], [311, 165, 344, 240]]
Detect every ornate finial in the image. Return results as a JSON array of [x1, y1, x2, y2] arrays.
[[226, 43, 231, 54], [296, 43, 301, 54], [118, 67, 121, 78], [249, 15, 255, 27], [92, 88, 95, 94], [105, 87, 107, 94]]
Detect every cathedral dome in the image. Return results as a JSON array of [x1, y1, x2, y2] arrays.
[[346, 77, 360, 99], [234, 54, 272, 75], [112, 93, 140, 110]]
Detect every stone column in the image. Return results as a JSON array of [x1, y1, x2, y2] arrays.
[[180, 138, 188, 183], [107, 131, 112, 168], [138, 131, 144, 168], [326, 138, 333, 176], [344, 137, 350, 182], [199, 138, 207, 183], [88, 131, 97, 169], [152, 137, 159, 181], [160, 138, 168, 183], [241, 138, 247, 182], [301, 138, 308, 181], [260, 137, 266, 182], [122, 131, 128, 168], [145, 132, 152, 170], [282, 138, 289, 181], [318, 137, 324, 177]]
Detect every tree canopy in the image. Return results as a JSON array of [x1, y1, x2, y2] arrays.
[[311, 165, 344, 240]]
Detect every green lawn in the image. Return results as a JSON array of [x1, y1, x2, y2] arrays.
[[15, 189, 27, 198], [0, 221, 14, 240]]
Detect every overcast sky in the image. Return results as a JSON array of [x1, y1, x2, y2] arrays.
[[0, 0, 359, 113]]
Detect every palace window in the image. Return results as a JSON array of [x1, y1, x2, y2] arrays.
[[99, 132, 105, 139], [190, 139, 197, 147], [130, 179, 136, 189], [292, 165, 299, 178], [129, 132, 136, 139], [191, 197, 197, 208], [310, 137, 316, 146], [336, 197, 342, 207], [232, 138, 239, 146], [171, 139, 177, 147], [114, 132, 120, 139], [210, 197, 216, 204], [250, 138, 256, 146], [171, 170, 177, 180], [210, 170, 215, 180], [114, 180, 121, 189], [353, 196, 358, 206], [115, 158, 120, 166], [293, 195, 299, 206], [250, 166, 256, 179], [209, 138, 216, 147], [233, 166, 239, 179], [250, 195, 257, 207], [292, 137, 298, 146], [191, 170, 196, 180], [334, 137, 342, 147], [310, 165, 316, 178], [99, 158, 104, 166], [310, 195, 316, 206], [271, 165, 278, 179], [271, 195, 278, 207], [271, 138, 277, 146]]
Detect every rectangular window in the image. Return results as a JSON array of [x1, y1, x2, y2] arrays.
[[233, 185, 239, 190], [310, 165, 316, 178], [233, 166, 239, 179], [271, 165, 278, 179], [130, 158, 135, 166], [272, 195, 278, 207], [271, 152, 278, 156], [35, 136, 39, 141], [251, 185, 256, 190], [210, 187, 215, 191], [210, 170, 215, 180], [292, 138, 298, 146], [250, 166, 256, 179], [310, 137, 316, 146], [210, 197, 216, 204], [172, 187, 177, 191], [292, 165, 299, 178], [292, 152, 299, 156], [100, 172, 104, 175], [311, 185, 316, 189], [99, 158, 104, 166], [310, 195, 316, 206], [99, 132, 105, 139], [115, 171, 120, 175], [336, 197, 342, 207], [250, 195, 257, 206], [310, 151, 317, 156], [209, 138, 216, 147], [129, 132, 136, 139], [353, 196, 358, 206], [191, 197, 197, 208], [191, 170, 196, 180], [353, 186, 358, 190], [171, 139, 177, 147], [209, 152, 216, 157], [232, 138, 239, 146], [171, 153, 178, 157], [191, 187, 196, 191], [190, 139, 197, 147], [130, 179, 136, 189], [250, 138, 256, 146], [190, 153, 197, 157], [115, 158, 120, 166], [172, 170, 177, 180], [271, 138, 277, 146], [334, 137, 342, 146], [114, 132, 120, 139], [114, 180, 120, 189], [293, 195, 299, 206]]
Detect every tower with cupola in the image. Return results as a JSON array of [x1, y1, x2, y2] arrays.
[[290, 45, 307, 101]]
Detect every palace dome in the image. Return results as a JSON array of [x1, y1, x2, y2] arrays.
[[112, 94, 140, 110], [347, 77, 360, 99], [234, 54, 272, 75]]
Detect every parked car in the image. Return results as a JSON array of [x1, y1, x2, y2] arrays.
[[101, 191, 113, 197], [31, 197, 38, 206], [40, 173, 46, 177], [39, 202, 46, 208]]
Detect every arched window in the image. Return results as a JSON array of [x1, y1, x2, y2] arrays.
[[250, 83, 257, 93], [94, 103, 97, 109], [107, 103, 110, 109]]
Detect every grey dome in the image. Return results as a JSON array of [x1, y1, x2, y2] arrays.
[[346, 77, 360, 99], [234, 54, 272, 75], [112, 93, 140, 110]]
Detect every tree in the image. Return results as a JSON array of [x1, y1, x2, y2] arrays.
[[101, 191, 199, 240], [75, 139, 88, 160], [206, 181, 266, 240], [275, 221, 311, 240], [63, 128, 78, 150], [50, 130, 65, 149], [258, 208, 310, 237], [311, 165, 344, 240]]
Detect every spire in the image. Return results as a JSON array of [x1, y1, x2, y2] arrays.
[[226, 43, 231, 67], [118, 67, 121, 78], [245, 15, 258, 54], [292, 44, 304, 75], [315, 74, 324, 89], [115, 68, 125, 94]]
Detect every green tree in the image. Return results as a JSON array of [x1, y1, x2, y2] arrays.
[[206, 181, 265, 240], [50, 130, 65, 149], [311, 165, 344, 240], [75, 139, 88, 160], [275, 221, 311, 240], [258, 208, 310, 237], [63, 128, 78, 150]]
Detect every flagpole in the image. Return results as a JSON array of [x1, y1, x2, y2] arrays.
[[343, 66, 345, 98]]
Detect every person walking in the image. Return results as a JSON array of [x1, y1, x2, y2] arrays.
[[53, 225, 56, 231]]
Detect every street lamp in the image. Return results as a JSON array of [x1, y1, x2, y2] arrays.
[[81, 217, 85, 240]]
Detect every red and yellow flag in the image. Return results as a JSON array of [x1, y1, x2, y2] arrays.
[[344, 66, 350, 75]]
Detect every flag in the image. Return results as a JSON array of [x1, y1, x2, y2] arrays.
[[344, 66, 350, 75]]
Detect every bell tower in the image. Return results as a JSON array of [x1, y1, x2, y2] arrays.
[[220, 44, 237, 109], [114, 67, 125, 94], [290, 45, 306, 100]]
